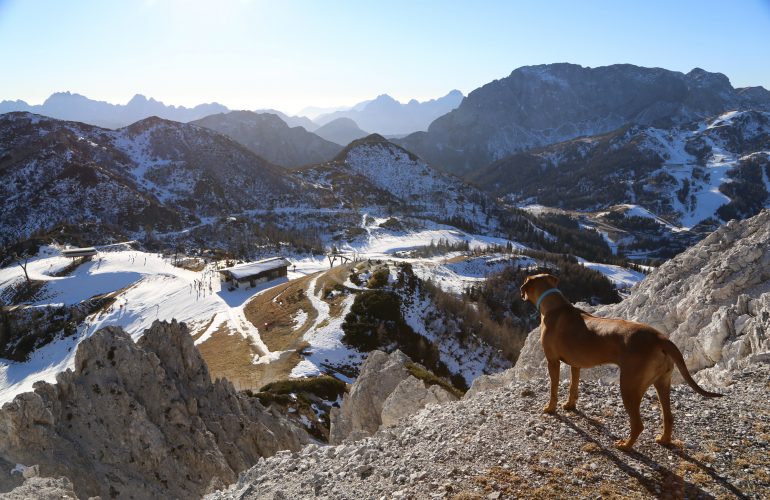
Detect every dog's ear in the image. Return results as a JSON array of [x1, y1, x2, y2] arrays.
[[520, 280, 529, 301], [547, 275, 560, 288]]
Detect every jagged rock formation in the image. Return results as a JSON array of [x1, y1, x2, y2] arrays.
[[398, 63, 770, 174], [514, 210, 770, 385], [329, 350, 457, 444], [0, 320, 311, 499], [209, 363, 769, 499]]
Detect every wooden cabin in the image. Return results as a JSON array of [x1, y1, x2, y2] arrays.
[[219, 257, 290, 288]]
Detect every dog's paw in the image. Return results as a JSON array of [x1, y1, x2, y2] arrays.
[[542, 404, 557, 414], [562, 402, 577, 411], [614, 439, 633, 451], [655, 435, 672, 445]]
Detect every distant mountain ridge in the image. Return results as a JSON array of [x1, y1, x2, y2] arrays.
[[0, 92, 229, 129], [314, 117, 369, 145], [191, 111, 341, 168], [397, 63, 770, 174], [315, 90, 464, 135]]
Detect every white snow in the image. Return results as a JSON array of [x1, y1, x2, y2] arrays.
[[289, 275, 363, 382], [577, 258, 646, 290], [0, 248, 293, 404]]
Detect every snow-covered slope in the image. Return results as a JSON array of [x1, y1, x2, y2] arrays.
[[298, 135, 496, 225], [475, 110, 770, 231], [0, 112, 318, 244]]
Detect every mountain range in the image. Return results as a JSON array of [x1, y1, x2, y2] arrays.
[[191, 111, 342, 167], [398, 63, 770, 174], [0, 90, 464, 136], [0, 112, 495, 246], [0, 92, 228, 129], [313, 117, 370, 145], [314, 90, 464, 136]]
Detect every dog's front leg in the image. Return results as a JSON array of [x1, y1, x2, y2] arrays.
[[563, 366, 580, 411], [543, 359, 560, 414]]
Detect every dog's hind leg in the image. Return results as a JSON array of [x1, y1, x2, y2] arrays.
[[543, 359, 560, 414], [563, 366, 580, 411], [653, 371, 673, 445], [616, 372, 646, 451]]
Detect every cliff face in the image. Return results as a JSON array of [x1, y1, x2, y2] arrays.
[[513, 210, 770, 385], [0, 320, 311, 499]]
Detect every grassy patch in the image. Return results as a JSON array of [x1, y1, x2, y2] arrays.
[[259, 375, 346, 401]]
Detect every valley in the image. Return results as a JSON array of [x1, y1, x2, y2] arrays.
[[2, 57, 769, 499]]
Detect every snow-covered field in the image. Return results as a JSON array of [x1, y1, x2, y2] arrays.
[[0, 221, 646, 404], [0, 247, 327, 404]]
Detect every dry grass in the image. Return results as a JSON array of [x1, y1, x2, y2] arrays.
[[197, 324, 261, 390], [197, 322, 307, 390], [314, 263, 357, 317], [243, 274, 316, 352]]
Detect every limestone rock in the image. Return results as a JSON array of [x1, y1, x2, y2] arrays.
[[330, 350, 411, 444], [0, 320, 311, 499], [381, 375, 458, 427], [464, 367, 516, 399], [514, 210, 770, 385], [0, 476, 77, 500], [329, 350, 457, 444]]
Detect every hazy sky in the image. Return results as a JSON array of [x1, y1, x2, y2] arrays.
[[1, 0, 769, 114]]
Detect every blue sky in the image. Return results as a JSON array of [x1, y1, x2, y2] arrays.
[[1, 0, 769, 113]]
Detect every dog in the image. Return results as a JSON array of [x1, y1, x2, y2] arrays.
[[519, 273, 722, 450]]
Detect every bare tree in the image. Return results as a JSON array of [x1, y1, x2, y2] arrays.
[[13, 252, 31, 288]]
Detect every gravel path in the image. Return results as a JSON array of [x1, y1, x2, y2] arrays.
[[210, 363, 769, 499]]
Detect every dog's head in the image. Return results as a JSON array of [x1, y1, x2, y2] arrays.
[[520, 273, 559, 304]]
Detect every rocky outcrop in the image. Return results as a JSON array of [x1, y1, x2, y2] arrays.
[[514, 210, 770, 385], [209, 363, 770, 499], [329, 350, 458, 444], [380, 376, 457, 427], [0, 320, 311, 499], [0, 476, 77, 500]]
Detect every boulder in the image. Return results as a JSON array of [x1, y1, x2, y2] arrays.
[[0, 476, 77, 500], [0, 320, 311, 499], [329, 350, 457, 444], [381, 376, 457, 427]]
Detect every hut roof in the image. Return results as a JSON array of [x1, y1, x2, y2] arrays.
[[220, 257, 290, 280]]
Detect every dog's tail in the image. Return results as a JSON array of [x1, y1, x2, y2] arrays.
[[662, 340, 723, 398]]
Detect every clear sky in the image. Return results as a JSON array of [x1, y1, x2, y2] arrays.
[[1, 0, 769, 114]]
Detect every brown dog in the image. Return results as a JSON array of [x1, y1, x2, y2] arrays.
[[520, 273, 722, 450]]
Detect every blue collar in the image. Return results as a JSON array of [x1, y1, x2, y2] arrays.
[[535, 288, 562, 312]]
